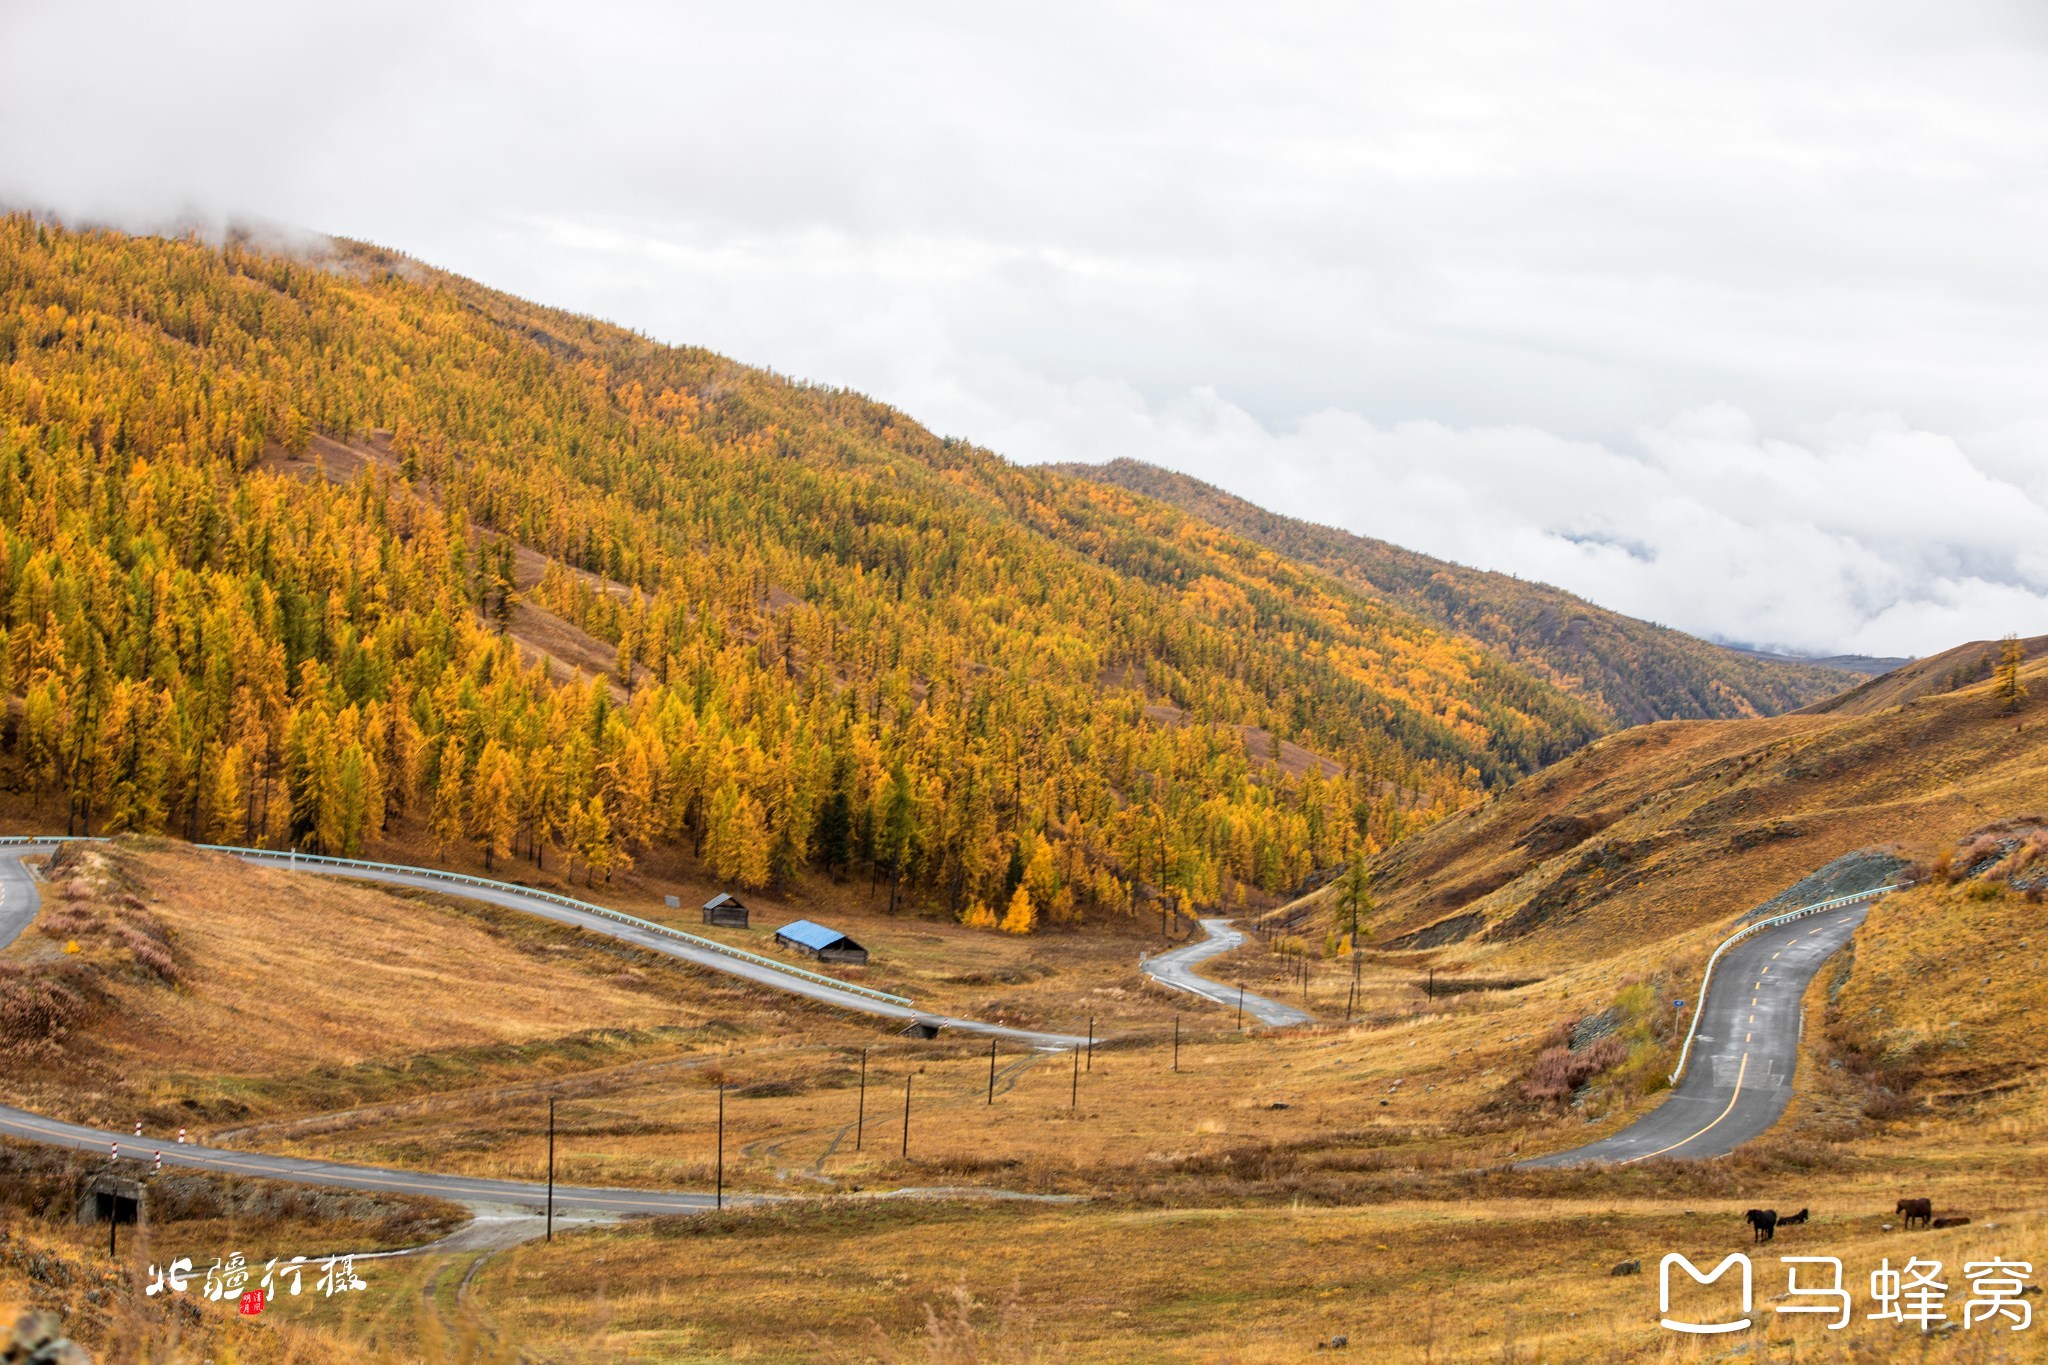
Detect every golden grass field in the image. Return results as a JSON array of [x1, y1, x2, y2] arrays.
[[1288, 655, 2048, 971], [6, 662, 2048, 1361]]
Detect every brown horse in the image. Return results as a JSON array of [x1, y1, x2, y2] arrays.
[[1745, 1208, 1779, 1243], [1895, 1198, 1932, 1229]]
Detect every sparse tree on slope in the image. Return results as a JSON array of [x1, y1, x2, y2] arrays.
[[1335, 857, 1375, 941], [1994, 635, 2029, 713]]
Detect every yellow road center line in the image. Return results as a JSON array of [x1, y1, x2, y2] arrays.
[[1622, 1051, 1750, 1165]]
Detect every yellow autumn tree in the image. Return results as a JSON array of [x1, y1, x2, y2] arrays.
[[1022, 833, 1060, 909], [429, 744, 468, 863], [470, 742, 517, 872], [208, 744, 247, 844], [1000, 884, 1036, 935], [581, 794, 617, 886], [707, 781, 772, 889]]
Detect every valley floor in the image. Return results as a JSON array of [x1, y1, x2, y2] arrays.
[[6, 820, 2048, 1361]]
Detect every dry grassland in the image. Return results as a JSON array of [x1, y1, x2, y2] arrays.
[[0, 840, 801, 1131], [1283, 657, 2048, 976], [460, 1194, 2048, 1362], [5, 682, 2048, 1362], [433, 876, 2048, 1364], [0, 1140, 472, 1364]]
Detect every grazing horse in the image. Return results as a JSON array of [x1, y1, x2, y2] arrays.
[[1778, 1208, 1810, 1226], [1896, 1198, 1933, 1229], [1745, 1208, 1779, 1243]]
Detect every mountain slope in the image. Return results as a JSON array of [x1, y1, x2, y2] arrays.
[[0, 215, 1612, 925], [1797, 633, 2047, 717], [1316, 649, 2048, 965], [1059, 458, 1852, 725]]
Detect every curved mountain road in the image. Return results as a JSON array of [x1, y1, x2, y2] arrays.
[[224, 848, 1085, 1051], [0, 1100, 725, 1217], [0, 849, 39, 954], [1520, 903, 1869, 1166], [0, 841, 1085, 1214], [1142, 917, 1313, 1027], [0, 836, 1884, 1192]]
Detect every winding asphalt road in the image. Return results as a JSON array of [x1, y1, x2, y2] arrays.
[[225, 848, 1086, 1051], [5, 832, 1865, 1195], [0, 840, 1081, 1215], [0, 1100, 724, 1217], [1142, 917, 1313, 1027], [1520, 903, 1870, 1166], [0, 849, 38, 953]]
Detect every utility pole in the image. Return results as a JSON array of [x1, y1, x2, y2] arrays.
[[1237, 984, 1245, 1030], [1086, 1017, 1094, 1072], [1427, 969, 1434, 1001], [1070, 1043, 1080, 1109], [716, 1081, 725, 1211], [988, 1037, 997, 1104], [856, 1048, 867, 1151], [1173, 1012, 1181, 1073], [546, 1097, 556, 1243], [901, 1075, 912, 1158]]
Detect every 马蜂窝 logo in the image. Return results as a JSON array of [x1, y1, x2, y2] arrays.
[[1660, 1253, 1752, 1334]]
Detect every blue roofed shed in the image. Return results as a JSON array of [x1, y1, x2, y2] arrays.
[[773, 919, 869, 965]]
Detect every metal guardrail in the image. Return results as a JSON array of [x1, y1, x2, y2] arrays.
[[0, 835, 913, 1009], [1666, 885, 1897, 1085]]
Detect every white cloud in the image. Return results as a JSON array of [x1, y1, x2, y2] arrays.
[[3, 0, 2045, 654], [907, 365, 2048, 656]]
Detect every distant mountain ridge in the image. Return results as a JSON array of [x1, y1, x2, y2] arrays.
[[1719, 644, 1910, 677], [1797, 634, 2048, 717], [1057, 459, 1851, 725]]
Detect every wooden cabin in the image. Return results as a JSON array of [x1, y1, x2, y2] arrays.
[[701, 893, 749, 929]]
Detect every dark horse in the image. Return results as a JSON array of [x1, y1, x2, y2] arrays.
[[1745, 1208, 1779, 1243], [1778, 1208, 1810, 1226], [1895, 1198, 1932, 1230]]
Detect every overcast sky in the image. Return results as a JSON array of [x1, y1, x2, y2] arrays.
[[5, 1, 2046, 657]]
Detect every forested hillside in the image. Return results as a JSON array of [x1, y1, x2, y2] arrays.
[[1061, 458, 1851, 725], [0, 216, 1613, 926]]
